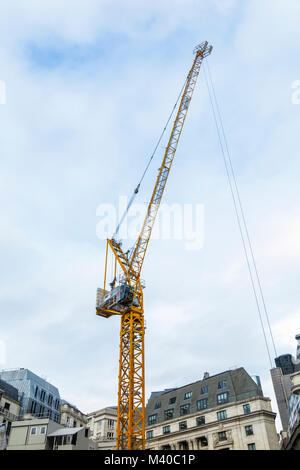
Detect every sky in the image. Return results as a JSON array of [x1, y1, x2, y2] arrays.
[[0, 0, 300, 433]]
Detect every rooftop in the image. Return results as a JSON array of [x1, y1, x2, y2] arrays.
[[146, 367, 264, 423], [0, 378, 19, 403]]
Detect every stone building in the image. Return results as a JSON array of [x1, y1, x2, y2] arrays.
[[87, 407, 117, 450], [60, 400, 87, 428], [284, 370, 300, 450], [145, 368, 279, 450], [0, 378, 21, 438]]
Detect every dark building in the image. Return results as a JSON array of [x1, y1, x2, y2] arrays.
[[0, 379, 19, 404], [275, 354, 300, 376]]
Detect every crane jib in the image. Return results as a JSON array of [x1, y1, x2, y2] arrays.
[[129, 42, 213, 279]]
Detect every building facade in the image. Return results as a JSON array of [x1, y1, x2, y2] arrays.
[[0, 378, 21, 449], [0, 378, 21, 436], [60, 400, 87, 428], [0, 368, 61, 423], [145, 368, 279, 450], [271, 334, 300, 432], [7, 417, 95, 450], [87, 407, 117, 450], [284, 370, 300, 450]]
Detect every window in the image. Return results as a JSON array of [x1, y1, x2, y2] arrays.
[[218, 380, 227, 390], [248, 443, 256, 450], [148, 414, 157, 425], [218, 431, 227, 442], [96, 420, 102, 429], [4, 402, 10, 411], [30, 400, 37, 413], [146, 430, 153, 439], [217, 392, 229, 404], [243, 404, 251, 415], [197, 399, 208, 410], [163, 425, 170, 435], [154, 401, 161, 410], [184, 391, 192, 400], [48, 394, 53, 406], [245, 425, 254, 436], [34, 386, 39, 398], [85, 429, 89, 438], [180, 404, 190, 416], [179, 421, 187, 430], [169, 397, 176, 405], [30, 427, 37, 435], [40, 426, 46, 435], [200, 386, 208, 395], [40, 389, 46, 402], [108, 419, 115, 429], [217, 410, 227, 421], [199, 436, 208, 447], [196, 416, 205, 426], [107, 432, 114, 439], [164, 409, 174, 420]]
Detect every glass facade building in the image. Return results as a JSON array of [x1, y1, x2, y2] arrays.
[[0, 368, 61, 423]]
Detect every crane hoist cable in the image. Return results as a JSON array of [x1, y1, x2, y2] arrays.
[[113, 76, 188, 240], [203, 59, 277, 367]]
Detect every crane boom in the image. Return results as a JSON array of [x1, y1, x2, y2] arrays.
[[129, 41, 213, 279], [96, 42, 213, 450]]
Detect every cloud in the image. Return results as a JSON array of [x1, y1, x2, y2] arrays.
[[0, 1, 299, 434]]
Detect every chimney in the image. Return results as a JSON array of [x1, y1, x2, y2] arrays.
[[203, 372, 209, 380]]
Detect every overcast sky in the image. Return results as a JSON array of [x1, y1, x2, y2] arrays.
[[0, 0, 300, 432]]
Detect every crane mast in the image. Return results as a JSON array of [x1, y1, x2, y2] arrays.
[[96, 42, 213, 450]]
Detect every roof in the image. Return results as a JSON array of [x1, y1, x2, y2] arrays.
[[0, 378, 19, 402], [47, 427, 84, 437], [87, 406, 117, 417], [146, 367, 264, 423]]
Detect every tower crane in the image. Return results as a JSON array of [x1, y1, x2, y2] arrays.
[[96, 41, 213, 450]]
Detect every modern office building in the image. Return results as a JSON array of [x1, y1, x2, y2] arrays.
[[271, 334, 300, 432], [145, 367, 279, 450], [87, 407, 117, 450], [0, 368, 61, 423]]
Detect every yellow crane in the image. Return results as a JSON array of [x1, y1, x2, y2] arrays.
[[96, 41, 213, 450]]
